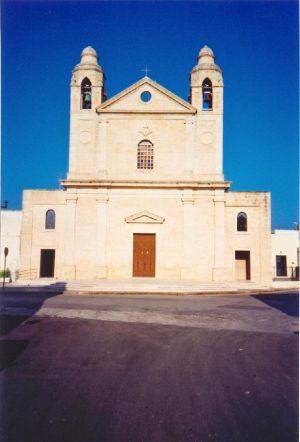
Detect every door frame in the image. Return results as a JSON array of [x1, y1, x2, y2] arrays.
[[235, 250, 251, 281], [132, 233, 156, 277], [276, 255, 287, 277], [40, 249, 55, 278]]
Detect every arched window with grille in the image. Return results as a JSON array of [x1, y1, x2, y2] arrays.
[[237, 212, 247, 232], [202, 78, 213, 110], [137, 140, 154, 169], [45, 210, 56, 230], [81, 77, 92, 109]]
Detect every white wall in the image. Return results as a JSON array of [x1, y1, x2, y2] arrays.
[[0, 210, 22, 281], [271, 229, 299, 277]]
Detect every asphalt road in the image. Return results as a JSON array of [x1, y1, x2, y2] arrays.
[[0, 291, 298, 442]]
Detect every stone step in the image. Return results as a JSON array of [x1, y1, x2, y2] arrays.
[[9, 279, 267, 294]]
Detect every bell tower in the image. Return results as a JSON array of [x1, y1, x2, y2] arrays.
[[190, 46, 224, 180], [67, 46, 106, 180]]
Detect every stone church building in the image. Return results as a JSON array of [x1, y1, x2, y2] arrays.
[[19, 45, 272, 284]]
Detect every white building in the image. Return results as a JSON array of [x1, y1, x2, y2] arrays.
[[0, 210, 22, 281], [271, 229, 299, 280]]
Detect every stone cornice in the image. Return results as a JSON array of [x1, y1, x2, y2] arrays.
[[60, 179, 231, 190], [96, 76, 196, 114], [97, 109, 196, 115], [72, 64, 103, 74], [190, 63, 222, 74]]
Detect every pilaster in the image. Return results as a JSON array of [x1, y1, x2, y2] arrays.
[[184, 119, 195, 180], [96, 120, 108, 179], [215, 115, 223, 178], [67, 117, 78, 179], [64, 196, 77, 279], [95, 192, 109, 278], [213, 192, 225, 281], [181, 192, 195, 279]]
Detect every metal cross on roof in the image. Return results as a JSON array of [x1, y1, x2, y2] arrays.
[[141, 65, 152, 76]]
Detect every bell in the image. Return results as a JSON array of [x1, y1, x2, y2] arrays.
[[203, 90, 212, 103], [84, 93, 91, 102]]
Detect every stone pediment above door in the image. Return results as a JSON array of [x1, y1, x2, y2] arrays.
[[125, 211, 165, 224], [96, 77, 196, 114]]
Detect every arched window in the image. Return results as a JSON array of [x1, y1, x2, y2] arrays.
[[237, 212, 247, 232], [45, 210, 56, 230], [137, 140, 154, 169], [81, 77, 92, 109], [202, 78, 213, 110]]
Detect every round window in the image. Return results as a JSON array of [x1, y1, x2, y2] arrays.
[[140, 91, 152, 102]]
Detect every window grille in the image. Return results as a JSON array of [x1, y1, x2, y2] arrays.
[[137, 140, 154, 169]]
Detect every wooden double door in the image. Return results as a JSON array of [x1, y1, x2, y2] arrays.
[[133, 234, 156, 277]]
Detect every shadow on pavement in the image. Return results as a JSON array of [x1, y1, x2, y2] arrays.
[[0, 339, 29, 370], [0, 315, 31, 336], [252, 292, 299, 317], [0, 282, 66, 369]]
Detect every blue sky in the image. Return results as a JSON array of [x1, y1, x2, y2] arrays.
[[2, 0, 299, 228]]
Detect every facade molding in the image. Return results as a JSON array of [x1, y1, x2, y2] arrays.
[[125, 211, 165, 224]]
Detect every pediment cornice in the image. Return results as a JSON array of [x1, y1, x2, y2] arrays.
[[96, 76, 196, 114], [125, 210, 165, 224]]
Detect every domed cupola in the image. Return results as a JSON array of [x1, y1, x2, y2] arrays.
[[198, 45, 214, 64], [192, 45, 222, 73], [73, 46, 103, 74]]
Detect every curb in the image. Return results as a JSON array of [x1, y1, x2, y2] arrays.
[[0, 288, 298, 297]]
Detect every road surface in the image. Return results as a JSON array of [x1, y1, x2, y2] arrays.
[[0, 291, 298, 442]]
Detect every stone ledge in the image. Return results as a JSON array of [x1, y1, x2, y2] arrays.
[[60, 179, 231, 190]]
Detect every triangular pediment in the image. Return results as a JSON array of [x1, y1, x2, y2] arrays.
[[125, 210, 165, 224], [97, 77, 196, 114]]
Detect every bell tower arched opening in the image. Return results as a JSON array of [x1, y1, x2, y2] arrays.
[[202, 78, 213, 110], [81, 77, 92, 109]]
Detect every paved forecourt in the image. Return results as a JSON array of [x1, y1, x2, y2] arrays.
[[0, 291, 298, 442]]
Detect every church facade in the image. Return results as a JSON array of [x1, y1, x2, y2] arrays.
[[19, 46, 272, 284]]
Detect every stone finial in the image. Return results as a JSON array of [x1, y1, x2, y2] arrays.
[[198, 45, 215, 65], [80, 46, 99, 65], [72, 45, 103, 81]]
